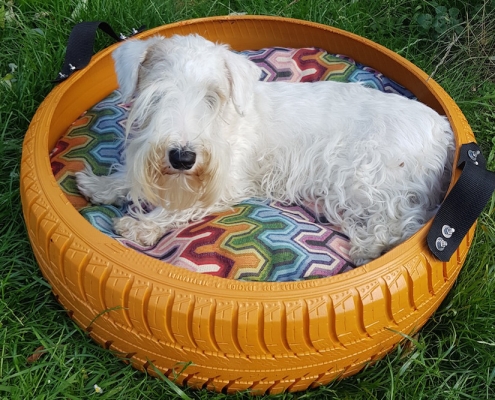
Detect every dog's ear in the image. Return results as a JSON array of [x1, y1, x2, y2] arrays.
[[222, 50, 262, 116], [112, 37, 163, 102]]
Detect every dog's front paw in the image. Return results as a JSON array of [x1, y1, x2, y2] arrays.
[[114, 216, 166, 246], [75, 168, 105, 204], [75, 167, 126, 206]]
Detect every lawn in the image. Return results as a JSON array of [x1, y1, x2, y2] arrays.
[[1, 0, 494, 399]]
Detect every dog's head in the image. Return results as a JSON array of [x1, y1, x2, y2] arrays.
[[112, 34, 261, 211]]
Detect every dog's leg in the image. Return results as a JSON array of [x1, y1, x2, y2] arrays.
[[76, 167, 129, 206], [113, 207, 194, 246], [347, 206, 435, 266], [113, 215, 168, 246]]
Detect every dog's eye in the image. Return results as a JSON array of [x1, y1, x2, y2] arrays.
[[204, 93, 219, 109]]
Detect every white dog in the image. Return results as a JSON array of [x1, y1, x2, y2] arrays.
[[76, 34, 455, 265]]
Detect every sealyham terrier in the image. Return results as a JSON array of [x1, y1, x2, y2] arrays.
[[76, 34, 455, 265]]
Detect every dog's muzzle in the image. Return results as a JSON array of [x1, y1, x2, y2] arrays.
[[168, 148, 196, 171]]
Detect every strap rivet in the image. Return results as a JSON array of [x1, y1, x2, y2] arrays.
[[69, 63, 76, 71], [468, 149, 480, 163], [442, 225, 455, 238], [436, 237, 448, 251]]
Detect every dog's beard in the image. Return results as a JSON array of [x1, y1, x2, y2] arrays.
[[131, 146, 221, 213], [153, 173, 206, 211]]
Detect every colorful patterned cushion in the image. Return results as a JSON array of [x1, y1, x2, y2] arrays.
[[50, 47, 414, 282]]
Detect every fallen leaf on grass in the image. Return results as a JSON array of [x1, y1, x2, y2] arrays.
[[399, 333, 420, 359], [2, 1, 18, 28], [71, 0, 88, 20], [27, 346, 47, 363]]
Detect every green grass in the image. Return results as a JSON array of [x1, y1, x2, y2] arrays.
[[1, 0, 494, 398]]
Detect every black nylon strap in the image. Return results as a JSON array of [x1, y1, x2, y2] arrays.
[[427, 142, 495, 261], [54, 21, 145, 83]]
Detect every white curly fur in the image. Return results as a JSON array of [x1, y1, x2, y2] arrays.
[[76, 34, 455, 265]]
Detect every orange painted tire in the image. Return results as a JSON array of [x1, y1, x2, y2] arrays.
[[21, 16, 475, 395]]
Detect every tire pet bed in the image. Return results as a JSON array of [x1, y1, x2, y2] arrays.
[[21, 16, 477, 394]]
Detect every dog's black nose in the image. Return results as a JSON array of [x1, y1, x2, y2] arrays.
[[169, 148, 196, 170]]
